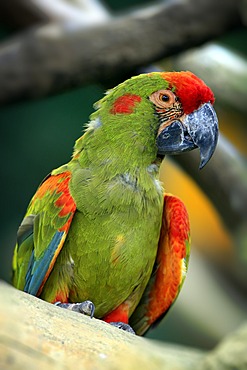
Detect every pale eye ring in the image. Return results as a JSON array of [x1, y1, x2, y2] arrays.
[[149, 89, 176, 108]]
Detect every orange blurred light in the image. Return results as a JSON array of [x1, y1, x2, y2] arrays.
[[160, 159, 234, 264]]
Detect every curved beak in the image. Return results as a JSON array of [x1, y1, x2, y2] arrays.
[[156, 103, 219, 169]]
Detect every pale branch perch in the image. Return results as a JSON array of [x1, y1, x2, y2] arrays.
[[1, 281, 247, 370], [0, 281, 203, 370], [198, 321, 247, 370], [0, 0, 242, 104]]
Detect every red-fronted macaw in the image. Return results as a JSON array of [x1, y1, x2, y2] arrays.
[[12, 71, 218, 335]]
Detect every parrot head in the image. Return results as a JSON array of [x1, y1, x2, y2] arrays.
[[88, 71, 218, 169], [151, 72, 218, 169]]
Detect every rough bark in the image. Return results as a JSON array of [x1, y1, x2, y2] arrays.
[[0, 281, 247, 370], [0, 281, 203, 370], [0, 0, 242, 104]]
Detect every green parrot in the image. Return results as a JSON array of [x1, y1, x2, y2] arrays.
[[12, 71, 218, 335]]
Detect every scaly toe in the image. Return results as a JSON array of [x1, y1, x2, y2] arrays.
[[109, 321, 135, 334], [54, 300, 95, 318]]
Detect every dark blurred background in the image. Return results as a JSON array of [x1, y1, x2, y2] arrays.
[[0, 0, 246, 351]]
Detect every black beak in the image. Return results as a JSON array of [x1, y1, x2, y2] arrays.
[[156, 103, 219, 169]]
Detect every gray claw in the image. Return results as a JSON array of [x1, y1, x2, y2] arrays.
[[77, 300, 95, 318], [54, 300, 95, 318], [110, 321, 135, 334]]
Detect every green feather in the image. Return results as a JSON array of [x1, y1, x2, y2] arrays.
[[13, 73, 177, 316]]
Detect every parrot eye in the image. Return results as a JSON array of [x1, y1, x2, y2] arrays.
[[149, 89, 176, 109], [161, 94, 170, 102]]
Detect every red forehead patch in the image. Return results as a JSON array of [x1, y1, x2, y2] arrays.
[[161, 71, 215, 114], [110, 94, 142, 114]]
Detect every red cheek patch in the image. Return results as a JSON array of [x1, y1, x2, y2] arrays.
[[110, 94, 142, 114]]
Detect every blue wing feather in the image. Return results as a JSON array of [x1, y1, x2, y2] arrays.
[[24, 231, 65, 295], [13, 171, 76, 299]]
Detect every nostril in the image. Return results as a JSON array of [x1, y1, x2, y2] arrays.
[[162, 132, 170, 140]]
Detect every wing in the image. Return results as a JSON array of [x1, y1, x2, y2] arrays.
[[129, 194, 190, 336], [12, 170, 77, 297]]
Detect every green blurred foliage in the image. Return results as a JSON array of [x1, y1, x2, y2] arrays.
[[105, 0, 152, 11], [220, 27, 247, 54]]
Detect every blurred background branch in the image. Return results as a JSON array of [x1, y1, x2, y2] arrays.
[[0, 0, 242, 104], [0, 0, 111, 28]]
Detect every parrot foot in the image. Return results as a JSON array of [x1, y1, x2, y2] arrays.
[[54, 300, 95, 318], [109, 322, 135, 334]]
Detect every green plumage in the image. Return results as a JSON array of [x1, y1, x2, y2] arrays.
[[13, 73, 168, 317], [12, 71, 218, 333]]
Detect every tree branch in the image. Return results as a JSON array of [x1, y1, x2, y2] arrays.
[[25, 0, 111, 25], [1, 281, 247, 370], [0, 0, 111, 28], [0, 281, 203, 370], [0, 0, 242, 105]]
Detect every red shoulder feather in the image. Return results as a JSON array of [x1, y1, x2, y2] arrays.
[[130, 193, 190, 335]]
